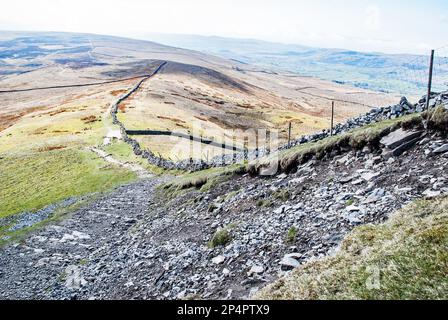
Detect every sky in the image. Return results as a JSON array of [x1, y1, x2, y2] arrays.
[[0, 0, 447, 54]]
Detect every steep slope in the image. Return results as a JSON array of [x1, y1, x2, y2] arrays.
[[1, 106, 447, 300], [257, 195, 448, 300], [2, 31, 446, 300]]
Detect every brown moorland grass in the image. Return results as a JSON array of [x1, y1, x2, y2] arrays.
[[0, 105, 48, 132], [37, 145, 67, 152], [81, 115, 99, 124], [110, 89, 128, 96]]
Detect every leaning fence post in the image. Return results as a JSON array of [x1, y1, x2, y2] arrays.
[[330, 101, 335, 136], [189, 131, 194, 162]]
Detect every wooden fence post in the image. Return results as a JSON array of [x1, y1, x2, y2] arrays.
[[330, 101, 335, 136], [426, 49, 435, 111], [243, 137, 249, 162], [232, 136, 237, 164], [288, 122, 292, 148]]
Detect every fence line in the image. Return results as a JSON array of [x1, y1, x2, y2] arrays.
[[300, 47, 448, 144]]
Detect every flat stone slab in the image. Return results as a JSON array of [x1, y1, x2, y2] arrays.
[[380, 129, 423, 150], [433, 144, 448, 154], [383, 136, 422, 159], [280, 256, 301, 270]]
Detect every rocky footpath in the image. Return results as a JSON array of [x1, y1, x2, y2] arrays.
[[1, 125, 447, 300], [0, 179, 163, 299]]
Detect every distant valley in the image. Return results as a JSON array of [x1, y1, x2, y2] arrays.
[[145, 34, 448, 96]]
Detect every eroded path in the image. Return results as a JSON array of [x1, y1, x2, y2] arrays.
[[89, 147, 151, 179], [0, 178, 162, 300]]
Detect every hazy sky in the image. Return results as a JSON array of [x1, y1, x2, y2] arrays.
[[0, 0, 447, 54]]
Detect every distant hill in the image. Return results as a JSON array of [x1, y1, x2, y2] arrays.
[[0, 31, 396, 159], [145, 34, 448, 96]]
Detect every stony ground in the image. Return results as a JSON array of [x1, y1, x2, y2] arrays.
[[0, 131, 447, 300]]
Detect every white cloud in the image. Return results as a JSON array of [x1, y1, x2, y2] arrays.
[[365, 5, 381, 31], [441, 15, 448, 23]]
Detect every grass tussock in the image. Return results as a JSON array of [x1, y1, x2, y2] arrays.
[[81, 115, 99, 124], [159, 164, 246, 197], [209, 226, 233, 248], [256, 196, 448, 300], [287, 226, 298, 243], [427, 106, 448, 133], [36, 145, 67, 152], [256, 199, 274, 208], [273, 188, 291, 201]]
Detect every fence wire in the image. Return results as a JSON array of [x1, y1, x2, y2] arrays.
[[289, 46, 448, 142]]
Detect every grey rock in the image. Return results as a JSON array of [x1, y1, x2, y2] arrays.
[[212, 256, 226, 265], [280, 257, 301, 270], [433, 144, 448, 154], [285, 253, 303, 260], [380, 129, 423, 150], [248, 265, 264, 276]]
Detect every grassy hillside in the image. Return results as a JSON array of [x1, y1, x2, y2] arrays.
[[157, 112, 428, 197], [103, 140, 181, 175], [0, 78, 145, 220], [249, 112, 422, 174], [0, 147, 137, 219], [257, 195, 448, 300]]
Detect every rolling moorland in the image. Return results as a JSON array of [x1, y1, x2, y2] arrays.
[[0, 31, 448, 300], [0, 32, 396, 157], [146, 33, 448, 96]]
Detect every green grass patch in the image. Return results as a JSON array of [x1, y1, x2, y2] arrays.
[[224, 190, 240, 202], [273, 188, 291, 201], [159, 164, 246, 198], [0, 147, 137, 219], [346, 198, 355, 207], [256, 199, 274, 208], [103, 140, 181, 176], [287, 226, 298, 243], [209, 226, 233, 248], [257, 196, 448, 300]]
